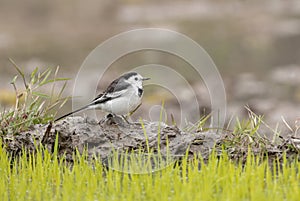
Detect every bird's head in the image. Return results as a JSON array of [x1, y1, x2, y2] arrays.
[[123, 72, 150, 88]]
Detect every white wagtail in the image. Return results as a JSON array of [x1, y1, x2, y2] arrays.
[[55, 72, 150, 122]]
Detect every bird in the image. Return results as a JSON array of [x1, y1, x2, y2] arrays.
[[55, 72, 150, 122]]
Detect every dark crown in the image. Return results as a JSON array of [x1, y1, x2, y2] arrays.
[[122, 72, 138, 80]]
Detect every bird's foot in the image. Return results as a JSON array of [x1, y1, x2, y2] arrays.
[[98, 113, 131, 127]]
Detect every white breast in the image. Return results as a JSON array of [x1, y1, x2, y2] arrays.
[[99, 87, 142, 115]]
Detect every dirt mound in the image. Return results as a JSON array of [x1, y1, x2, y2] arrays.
[[2, 115, 299, 165], [2, 116, 218, 162]]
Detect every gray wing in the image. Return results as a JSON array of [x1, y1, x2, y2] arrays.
[[90, 77, 131, 105]]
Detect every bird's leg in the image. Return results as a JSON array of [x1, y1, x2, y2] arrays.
[[129, 102, 142, 116], [120, 103, 142, 125], [121, 115, 131, 124]]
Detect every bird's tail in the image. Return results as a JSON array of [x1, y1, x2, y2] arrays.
[[54, 105, 90, 122]]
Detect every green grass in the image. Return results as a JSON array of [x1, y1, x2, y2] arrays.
[[0, 144, 299, 201], [0, 60, 69, 136]]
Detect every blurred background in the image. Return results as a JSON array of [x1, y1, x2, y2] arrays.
[[1, 0, 300, 133]]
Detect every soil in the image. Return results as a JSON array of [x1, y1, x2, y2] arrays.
[[1, 115, 300, 166]]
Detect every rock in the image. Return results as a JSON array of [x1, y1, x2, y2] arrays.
[[2, 115, 300, 169], [2, 116, 219, 164]]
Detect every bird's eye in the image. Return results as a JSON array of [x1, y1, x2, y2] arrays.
[[135, 77, 138, 81]]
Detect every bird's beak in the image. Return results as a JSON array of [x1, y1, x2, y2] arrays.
[[142, 77, 150, 81]]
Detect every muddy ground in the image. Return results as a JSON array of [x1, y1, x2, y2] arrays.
[[2, 115, 299, 166]]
